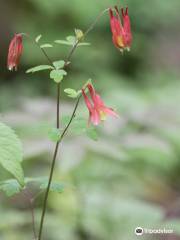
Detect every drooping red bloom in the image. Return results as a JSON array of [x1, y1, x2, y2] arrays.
[[7, 34, 23, 71], [82, 83, 119, 126], [109, 6, 132, 52]]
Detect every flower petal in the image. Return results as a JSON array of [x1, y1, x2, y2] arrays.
[[90, 109, 101, 126], [102, 107, 119, 118], [7, 34, 23, 71]]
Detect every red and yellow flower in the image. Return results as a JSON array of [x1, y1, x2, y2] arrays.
[[109, 6, 132, 52], [7, 34, 23, 71], [82, 83, 118, 125]]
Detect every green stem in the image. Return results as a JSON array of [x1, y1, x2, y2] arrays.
[[57, 83, 60, 128], [38, 95, 81, 240], [83, 8, 109, 37], [38, 142, 59, 240], [37, 8, 108, 239], [23, 189, 37, 239], [38, 81, 61, 240], [24, 33, 55, 67], [60, 96, 81, 140]]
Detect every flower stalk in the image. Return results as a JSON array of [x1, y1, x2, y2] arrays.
[[37, 8, 110, 240]]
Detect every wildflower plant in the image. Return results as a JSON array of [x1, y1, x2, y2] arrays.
[[0, 5, 132, 240]]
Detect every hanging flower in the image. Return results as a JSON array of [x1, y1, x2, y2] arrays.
[[82, 83, 119, 125], [7, 34, 23, 71], [109, 6, 132, 52]]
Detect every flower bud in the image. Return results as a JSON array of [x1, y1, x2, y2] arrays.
[[7, 34, 23, 71], [75, 29, 84, 41]]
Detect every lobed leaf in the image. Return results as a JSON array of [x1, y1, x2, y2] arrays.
[[0, 179, 23, 197], [64, 88, 79, 98], [50, 69, 67, 83], [25, 177, 64, 194], [53, 60, 65, 69], [0, 122, 24, 185]]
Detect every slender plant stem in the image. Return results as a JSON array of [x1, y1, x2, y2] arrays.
[[60, 96, 81, 140], [38, 141, 60, 240], [38, 96, 81, 240], [23, 190, 37, 239], [57, 83, 60, 128], [65, 40, 80, 66], [83, 8, 109, 37], [64, 8, 109, 67], [23, 33, 54, 67], [37, 8, 108, 240], [38, 78, 61, 240], [30, 199, 37, 240], [39, 47, 53, 66]]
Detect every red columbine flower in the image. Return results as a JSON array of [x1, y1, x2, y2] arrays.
[[82, 83, 118, 126], [109, 6, 132, 52], [7, 34, 23, 71]]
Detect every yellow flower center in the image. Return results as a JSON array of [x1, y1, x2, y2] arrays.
[[117, 36, 125, 48], [100, 111, 107, 121]]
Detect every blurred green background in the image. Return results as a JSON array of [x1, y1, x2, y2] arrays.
[[1, 0, 180, 239]]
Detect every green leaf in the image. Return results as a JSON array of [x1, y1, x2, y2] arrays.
[[53, 60, 65, 69], [71, 118, 87, 134], [64, 79, 91, 99], [40, 44, 53, 48], [66, 36, 76, 43], [48, 128, 61, 142], [64, 88, 79, 98], [55, 37, 90, 47], [55, 40, 73, 45], [70, 117, 98, 141], [55, 36, 77, 46], [0, 122, 24, 185], [66, 36, 90, 46], [78, 42, 91, 46], [35, 34, 42, 43], [25, 177, 64, 194], [40, 182, 64, 193], [61, 115, 71, 126], [0, 179, 22, 197], [50, 69, 67, 83], [26, 65, 53, 73], [86, 127, 98, 141]]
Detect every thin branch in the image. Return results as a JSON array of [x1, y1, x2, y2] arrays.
[[23, 189, 37, 239], [57, 83, 60, 129], [60, 96, 81, 141], [84, 8, 109, 37], [38, 95, 81, 240], [23, 33, 54, 67], [65, 40, 80, 66], [38, 141, 59, 240], [64, 8, 109, 67]]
